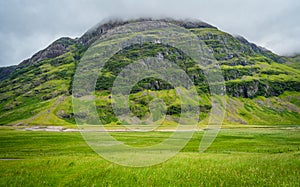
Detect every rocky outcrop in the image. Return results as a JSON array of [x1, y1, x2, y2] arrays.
[[226, 79, 300, 98], [0, 37, 77, 81], [17, 37, 77, 69], [235, 36, 286, 64], [1, 18, 215, 81], [78, 18, 216, 46], [1, 18, 297, 99]]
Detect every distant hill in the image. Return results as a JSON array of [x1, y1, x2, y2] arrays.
[[285, 54, 300, 69], [0, 18, 299, 126]]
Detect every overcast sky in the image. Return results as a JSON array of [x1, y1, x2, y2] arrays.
[[0, 0, 299, 67]]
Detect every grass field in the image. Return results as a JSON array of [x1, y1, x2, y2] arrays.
[[0, 126, 299, 186]]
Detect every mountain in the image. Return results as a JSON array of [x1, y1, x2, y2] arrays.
[[0, 18, 299, 126], [286, 54, 300, 69]]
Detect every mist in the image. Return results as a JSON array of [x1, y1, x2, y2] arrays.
[[0, 0, 300, 67]]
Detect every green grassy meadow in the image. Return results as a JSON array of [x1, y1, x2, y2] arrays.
[[0, 126, 299, 186], [0, 19, 300, 187]]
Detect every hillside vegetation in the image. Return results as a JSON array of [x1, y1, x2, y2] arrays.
[[0, 19, 299, 126]]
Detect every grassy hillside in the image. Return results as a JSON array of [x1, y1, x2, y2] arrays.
[[0, 20, 299, 126], [286, 54, 300, 69]]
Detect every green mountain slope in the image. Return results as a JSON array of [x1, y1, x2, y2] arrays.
[[285, 54, 300, 69], [0, 18, 299, 126]]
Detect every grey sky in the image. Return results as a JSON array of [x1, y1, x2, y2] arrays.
[[0, 0, 299, 67]]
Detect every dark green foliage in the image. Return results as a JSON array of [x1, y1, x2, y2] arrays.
[[0, 24, 299, 125], [222, 66, 259, 81], [166, 104, 181, 115]]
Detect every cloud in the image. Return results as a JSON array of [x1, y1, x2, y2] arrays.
[[0, 0, 299, 66]]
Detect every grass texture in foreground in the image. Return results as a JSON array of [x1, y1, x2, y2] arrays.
[[0, 127, 299, 186]]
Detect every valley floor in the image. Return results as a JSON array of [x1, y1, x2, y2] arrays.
[[0, 126, 299, 186]]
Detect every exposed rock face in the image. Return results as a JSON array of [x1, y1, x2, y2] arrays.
[[226, 80, 260, 98], [0, 18, 299, 126], [226, 79, 300, 98], [78, 18, 216, 46], [18, 37, 77, 69], [0, 37, 77, 81], [1, 18, 216, 80], [0, 18, 296, 100], [235, 36, 285, 64], [2, 18, 285, 80]]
